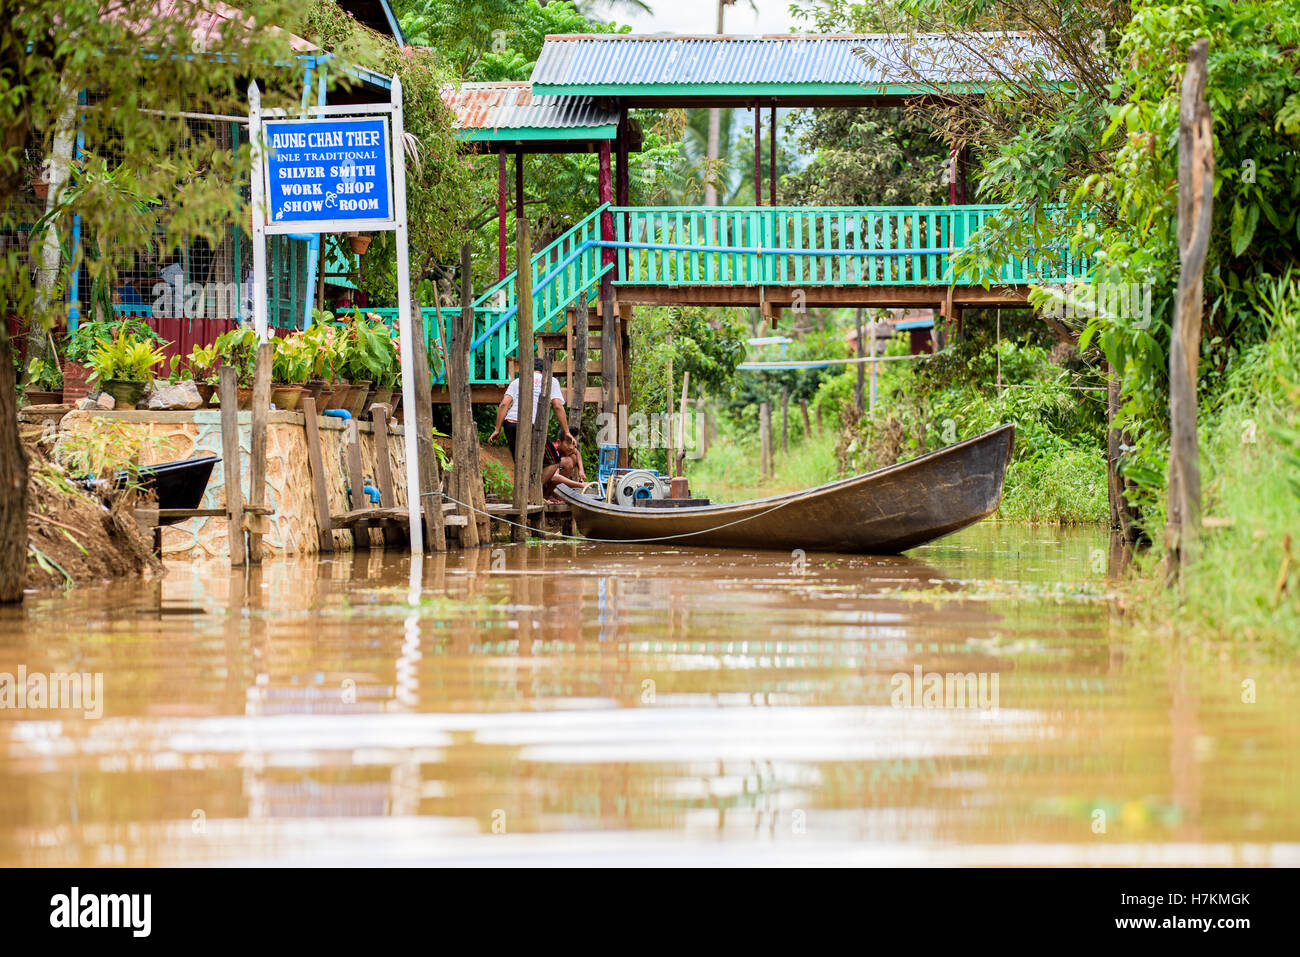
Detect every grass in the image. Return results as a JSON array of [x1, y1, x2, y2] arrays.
[[687, 419, 840, 502], [998, 446, 1108, 524], [1131, 272, 1300, 653]]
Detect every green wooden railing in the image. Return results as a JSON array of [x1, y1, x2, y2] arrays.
[[612, 205, 1088, 286]]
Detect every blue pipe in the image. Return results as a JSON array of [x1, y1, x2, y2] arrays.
[[322, 408, 351, 421]]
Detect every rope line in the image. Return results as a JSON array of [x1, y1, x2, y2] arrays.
[[437, 486, 830, 545]]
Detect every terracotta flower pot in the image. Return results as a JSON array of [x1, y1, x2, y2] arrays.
[[322, 385, 348, 411], [23, 390, 63, 406], [367, 387, 393, 417], [271, 384, 303, 411], [33, 180, 50, 199], [346, 233, 372, 256], [101, 378, 146, 410], [236, 386, 254, 410], [344, 380, 371, 418], [302, 380, 326, 402], [63, 361, 94, 403], [195, 382, 216, 407]]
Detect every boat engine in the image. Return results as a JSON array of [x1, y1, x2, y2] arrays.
[[612, 469, 671, 507]]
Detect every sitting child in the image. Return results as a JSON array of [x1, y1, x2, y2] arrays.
[[542, 431, 586, 501]]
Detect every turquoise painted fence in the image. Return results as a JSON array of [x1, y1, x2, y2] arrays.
[[612, 205, 1088, 286]]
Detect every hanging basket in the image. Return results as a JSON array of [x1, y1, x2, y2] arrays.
[[346, 233, 372, 256]]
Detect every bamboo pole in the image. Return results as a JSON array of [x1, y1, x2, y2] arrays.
[[678, 371, 690, 475], [759, 401, 772, 480]]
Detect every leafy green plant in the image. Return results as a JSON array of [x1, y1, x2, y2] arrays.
[[64, 318, 163, 365], [271, 333, 312, 384], [481, 460, 513, 498], [339, 310, 399, 386], [304, 312, 346, 383], [86, 328, 167, 383], [213, 324, 259, 387], [25, 350, 63, 391]]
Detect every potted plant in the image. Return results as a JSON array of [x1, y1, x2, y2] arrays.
[[63, 317, 163, 402], [270, 334, 309, 410], [213, 324, 259, 407], [343, 231, 372, 256], [85, 328, 168, 408], [339, 310, 392, 417], [303, 312, 346, 408], [23, 340, 64, 405], [180, 344, 219, 406]]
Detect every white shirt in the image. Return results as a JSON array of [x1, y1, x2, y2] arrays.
[[505, 372, 563, 423]]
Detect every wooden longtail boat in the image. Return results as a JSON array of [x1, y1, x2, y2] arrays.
[[556, 424, 1014, 553]]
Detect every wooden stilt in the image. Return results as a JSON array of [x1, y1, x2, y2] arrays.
[[451, 243, 483, 548], [529, 350, 556, 508], [513, 219, 534, 543], [371, 404, 405, 547], [800, 399, 811, 440], [570, 291, 589, 435], [343, 418, 370, 550], [218, 365, 246, 566], [407, 285, 446, 552], [301, 396, 334, 553], [780, 385, 789, 455], [759, 401, 772, 480], [246, 341, 272, 561]]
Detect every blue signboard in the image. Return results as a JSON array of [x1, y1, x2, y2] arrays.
[[263, 116, 392, 228]]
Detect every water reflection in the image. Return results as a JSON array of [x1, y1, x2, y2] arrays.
[[1, 524, 1298, 866]]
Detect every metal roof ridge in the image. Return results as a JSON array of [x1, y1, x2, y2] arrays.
[[540, 31, 1034, 41]]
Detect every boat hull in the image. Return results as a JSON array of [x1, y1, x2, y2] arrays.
[[557, 424, 1014, 553]]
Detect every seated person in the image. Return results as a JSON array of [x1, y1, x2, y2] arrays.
[[542, 431, 586, 501]]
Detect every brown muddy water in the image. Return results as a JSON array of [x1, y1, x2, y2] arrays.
[[1, 523, 1298, 866]]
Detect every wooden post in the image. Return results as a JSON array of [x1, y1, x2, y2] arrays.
[[759, 401, 771, 480], [698, 398, 710, 459], [513, 218, 534, 543], [854, 308, 865, 416], [372, 404, 405, 547], [246, 341, 272, 561], [600, 288, 617, 420], [449, 243, 482, 549], [868, 319, 878, 413], [497, 147, 508, 280], [1166, 37, 1213, 584], [407, 285, 446, 552], [218, 365, 246, 566], [344, 418, 370, 550], [529, 350, 556, 509], [677, 370, 690, 475], [666, 338, 674, 475], [301, 396, 334, 553], [780, 386, 789, 455], [816, 404, 823, 435], [800, 399, 811, 441], [570, 291, 589, 435]]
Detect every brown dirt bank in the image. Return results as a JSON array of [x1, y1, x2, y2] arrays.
[[21, 423, 161, 592]]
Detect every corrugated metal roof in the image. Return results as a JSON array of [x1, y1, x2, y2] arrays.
[[531, 32, 1069, 94], [441, 81, 618, 139]]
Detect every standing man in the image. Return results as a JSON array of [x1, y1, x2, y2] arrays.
[[489, 357, 572, 460]]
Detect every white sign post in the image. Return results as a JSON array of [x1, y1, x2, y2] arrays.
[[249, 76, 425, 552]]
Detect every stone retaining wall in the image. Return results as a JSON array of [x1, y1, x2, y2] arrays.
[[55, 410, 408, 560]]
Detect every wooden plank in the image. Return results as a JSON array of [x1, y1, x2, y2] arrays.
[[217, 365, 246, 566], [301, 396, 334, 553], [247, 340, 272, 562]]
